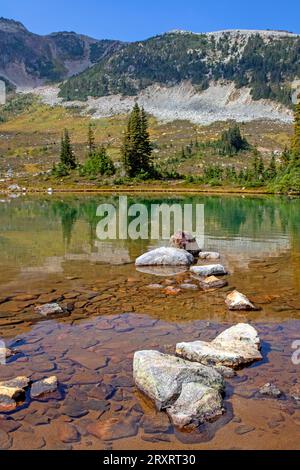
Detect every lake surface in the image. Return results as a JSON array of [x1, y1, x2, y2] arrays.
[[0, 194, 299, 449]]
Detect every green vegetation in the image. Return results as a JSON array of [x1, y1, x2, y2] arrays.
[[271, 99, 300, 193], [52, 129, 76, 176], [80, 147, 115, 178], [122, 104, 154, 178], [218, 125, 250, 155], [0, 93, 37, 122], [59, 32, 300, 107]]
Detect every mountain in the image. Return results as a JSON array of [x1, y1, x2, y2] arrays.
[[0, 17, 123, 88], [59, 29, 300, 107], [0, 19, 299, 123]]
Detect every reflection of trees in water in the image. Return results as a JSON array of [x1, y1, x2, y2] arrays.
[[51, 201, 78, 246], [0, 195, 299, 253]]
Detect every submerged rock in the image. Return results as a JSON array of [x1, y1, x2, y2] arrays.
[[225, 290, 258, 311], [259, 383, 283, 398], [198, 252, 220, 260], [190, 264, 228, 277], [290, 384, 300, 401], [180, 283, 198, 290], [164, 286, 181, 295], [35, 303, 64, 317], [31, 376, 58, 398], [170, 231, 201, 257], [136, 247, 194, 267], [133, 350, 224, 411], [199, 276, 228, 290], [136, 266, 188, 276], [0, 386, 26, 411], [176, 323, 262, 369], [167, 382, 224, 428]]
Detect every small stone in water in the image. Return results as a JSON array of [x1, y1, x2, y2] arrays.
[[259, 383, 283, 398], [198, 252, 220, 260], [35, 303, 63, 317], [190, 265, 228, 277], [199, 276, 228, 290], [180, 283, 198, 290], [225, 291, 258, 311], [164, 286, 181, 295], [31, 376, 58, 398]]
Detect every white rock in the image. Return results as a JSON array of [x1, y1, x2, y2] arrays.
[[31, 376, 58, 398], [0, 385, 26, 402], [35, 303, 63, 316], [225, 290, 258, 311], [198, 252, 220, 260], [176, 323, 262, 369], [0, 376, 30, 389], [133, 350, 224, 410], [8, 184, 21, 193], [190, 264, 228, 276], [167, 382, 224, 428], [136, 247, 194, 267]]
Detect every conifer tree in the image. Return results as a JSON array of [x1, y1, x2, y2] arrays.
[[291, 95, 300, 159], [122, 104, 153, 177], [267, 154, 277, 179], [87, 123, 96, 157], [258, 156, 265, 178], [60, 129, 76, 169]]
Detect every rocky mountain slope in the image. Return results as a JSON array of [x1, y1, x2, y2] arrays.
[[59, 29, 300, 108], [0, 19, 299, 124], [0, 17, 122, 88]]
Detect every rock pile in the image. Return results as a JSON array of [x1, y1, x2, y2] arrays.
[[133, 324, 262, 428]]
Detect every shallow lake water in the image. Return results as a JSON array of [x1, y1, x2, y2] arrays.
[[0, 194, 299, 449]]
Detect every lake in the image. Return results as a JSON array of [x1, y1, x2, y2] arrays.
[[0, 193, 299, 449]]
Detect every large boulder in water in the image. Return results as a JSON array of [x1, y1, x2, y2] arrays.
[[135, 247, 194, 267], [176, 323, 262, 369], [133, 350, 224, 427]]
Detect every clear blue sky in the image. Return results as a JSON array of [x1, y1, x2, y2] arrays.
[[1, 0, 300, 40]]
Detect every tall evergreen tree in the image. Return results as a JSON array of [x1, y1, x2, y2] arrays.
[[267, 154, 277, 179], [258, 156, 265, 178], [60, 129, 76, 169], [122, 104, 153, 177], [87, 123, 96, 157], [291, 95, 300, 160]]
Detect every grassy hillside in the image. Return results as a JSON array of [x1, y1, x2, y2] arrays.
[[0, 94, 293, 184]]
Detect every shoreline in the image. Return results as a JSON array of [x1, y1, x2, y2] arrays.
[[1, 185, 299, 196]]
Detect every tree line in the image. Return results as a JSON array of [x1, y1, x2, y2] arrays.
[[52, 99, 300, 193]]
